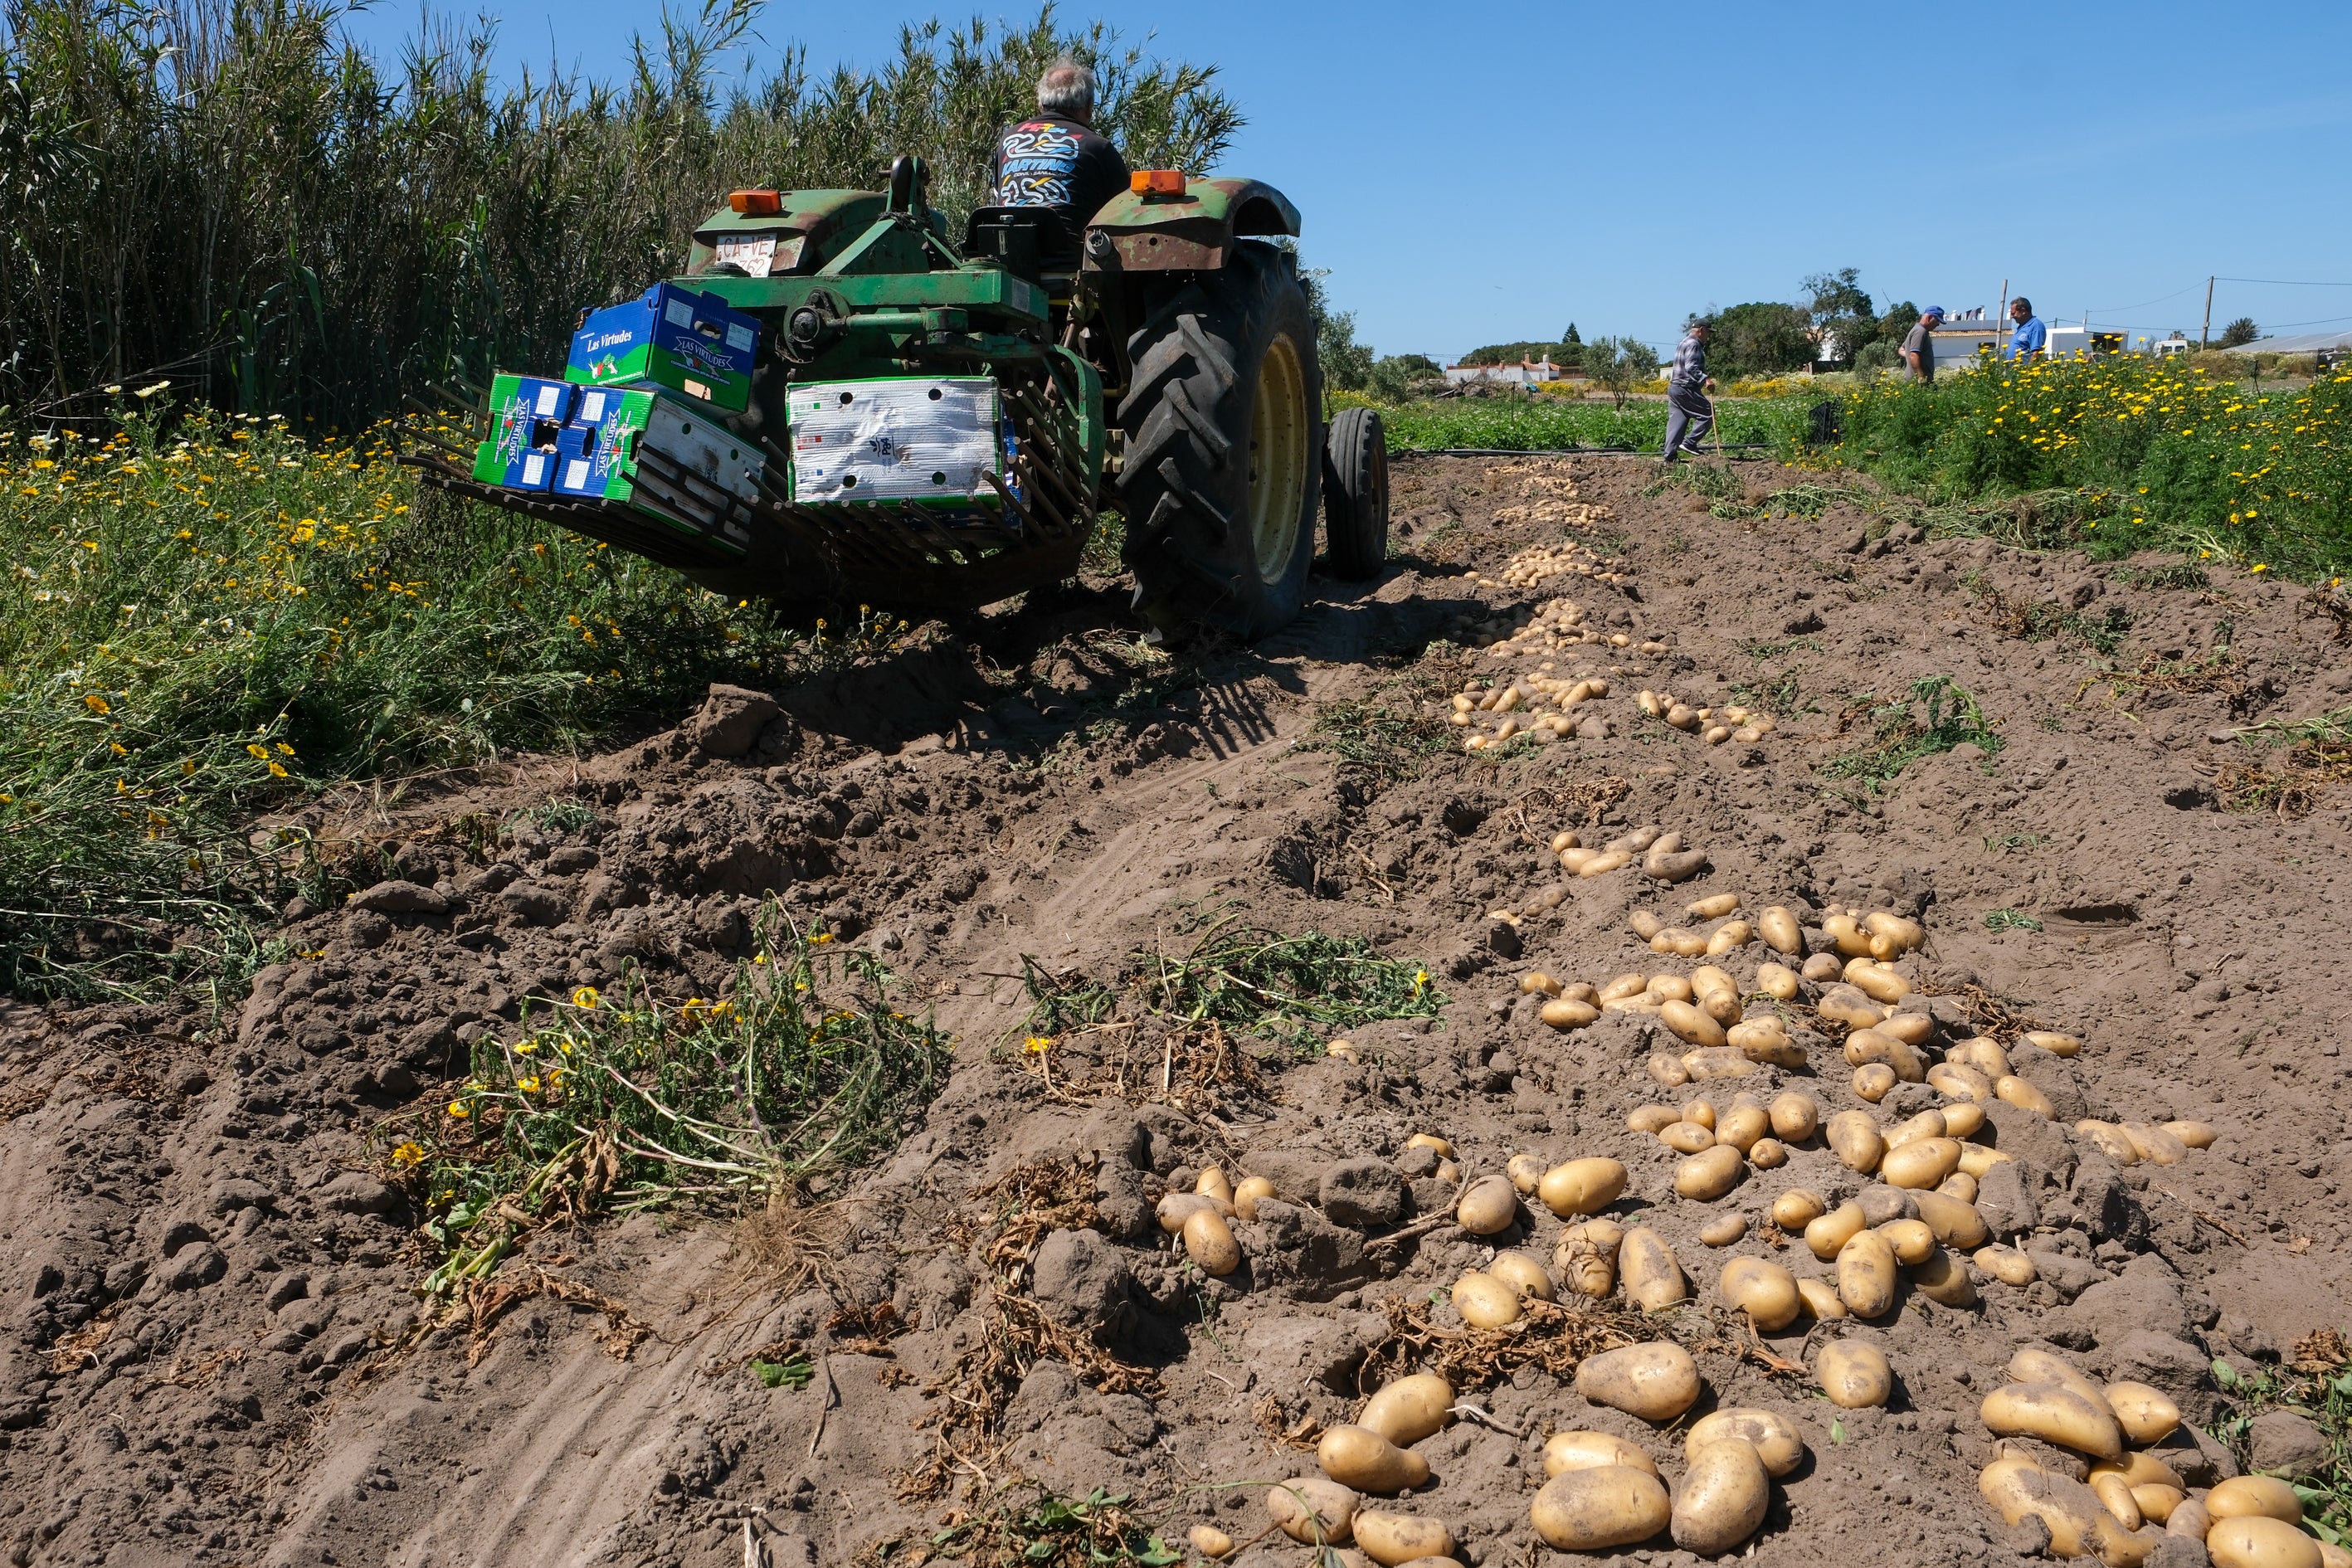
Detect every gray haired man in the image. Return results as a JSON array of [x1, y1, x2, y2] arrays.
[[1662, 319, 1717, 464], [989, 57, 1132, 239]]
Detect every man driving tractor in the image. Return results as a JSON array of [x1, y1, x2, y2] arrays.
[[989, 58, 1131, 248]]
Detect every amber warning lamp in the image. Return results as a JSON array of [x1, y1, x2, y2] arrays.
[[728, 188, 784, 216], [1129, 170, 1186, 195]]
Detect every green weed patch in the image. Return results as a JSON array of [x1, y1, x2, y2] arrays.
[[373, 904, 947, 1293], [1821, 676, 2001, 792]]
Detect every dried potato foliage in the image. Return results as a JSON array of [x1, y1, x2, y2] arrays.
[[1911, 973, 2049, 1045], [2218, 732, 2352, 818], [898, 1157, 1161, 1502], [1355, 1293, 1675, 1395]]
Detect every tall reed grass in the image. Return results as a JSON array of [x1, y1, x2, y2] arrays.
[[0, 0, 1240, 426]]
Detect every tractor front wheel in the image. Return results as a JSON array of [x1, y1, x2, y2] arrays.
[[1115, 244, 1323, 640]]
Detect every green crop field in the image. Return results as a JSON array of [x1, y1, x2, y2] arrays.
[[1367, 394, 1807, 453]]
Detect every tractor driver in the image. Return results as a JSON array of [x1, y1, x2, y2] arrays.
[[989, 58, 1131, 253]]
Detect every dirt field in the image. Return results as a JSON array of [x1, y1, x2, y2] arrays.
[[3, 453, 2350, 1568]]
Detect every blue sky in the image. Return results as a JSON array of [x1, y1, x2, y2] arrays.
[[340, 0, 2352, 362]]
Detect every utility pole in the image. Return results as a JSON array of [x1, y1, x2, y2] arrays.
[[1997, 278, 2009, 360], [2200, 275, 2214, 351]]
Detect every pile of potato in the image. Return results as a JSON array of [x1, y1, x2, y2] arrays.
[[1529, 825, 1709, 888], [1532, 1395, 1807, 1556], [1151, 1164, 1267, 1277], [1633, 689, 1776, 747], [1450, 673, 1612, 751], [1480, 540, 1626, 592], [1973, 1346, 2347, 1568]]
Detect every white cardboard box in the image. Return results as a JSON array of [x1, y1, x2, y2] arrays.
[[786, 377, 1003, 503]]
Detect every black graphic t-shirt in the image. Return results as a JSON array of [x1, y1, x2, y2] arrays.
[[989, 114, 1130, 229]]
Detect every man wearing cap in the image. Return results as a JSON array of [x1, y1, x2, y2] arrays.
[[1902, 306, 1945, 382], [1660, 318, 1717, 465]]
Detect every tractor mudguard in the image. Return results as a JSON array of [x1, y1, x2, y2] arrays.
[[1080, 178, 1299, 274]]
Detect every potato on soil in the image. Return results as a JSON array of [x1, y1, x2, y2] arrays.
[[1804, 1201, 1867, 1259], [1996, 1075, 2057, 1118], [1728, 1018, 1804, 1068], [1908, 1245, 1977, 1306], [1451, 1271, 1522, 1328], [1196, 1165, 1234, 1204], [1800, 952, 1843, 983], [1826, 1111, 1885, 1173], [1408, 1133, 1454, 1157], [1351, 1511, 1456, 1567], [1980, 1382, 2124, 1459], [1489, 1250, 1556, 1301], [1817, 1341, 1892, 1407], [2102, 1381, 2180, 1445], [1757, 962, 1801, 1001], [1671, 1438, 1771, 1556], [1718, 1256, 1802, 1330], [1233, 1175, 1276, 1221], [2008, 1347, 2108, 1406], [2121, 1122, 2189, 1165], [1678, 1098, 1717, 1128], [1544, 1431, 1657, 1478], [2168, 1495, 2212, 1542], [1317, 1425, 1431, 1494], [1357, 1373, 1454, 1447], [1456, 1174, 1518, 1234], [1956, 1143, 2012, 1178], [1771, 1188, 1827, 1230], [1680, 1046, 1757, 1079], [1158, 1191, 1216, 1231], [1881, 1135, 1962, 1190], [2092, 1453, 2185, 1493], [1687, 893, 1741, 919], [1769, 1092, 1819, 1142], [1675, 1143, 1746, 1200], [1541, 996, 1600, 1030], [2208, 1476, 2304, 1524], [1686, 1408, 1806, 1478], [1539, 1157, 1628, 1217], [1877, 1217, 1936, 1264], [2207, 1517, 2322, 1568], [2165, 1119, 2218, 1149], [1795, 1278, 1848, 1321], [1529, 1466, 1673, 1551], [1183, 1207, 1241, 1275], [1698, 1212, 1750, 1246], [1661, 1120, 1716, 1154], [2091, 1469, 2145, 1530], [1506, 1152, 1548, 1194], [1976, 1458, 2155, 1566], [1628, 1105, 1681, 1134], [1556, 1220, 1623, 1298], [1269, 1477, 1361, 1543], [2077, 1121, 2141, 1164], [1911, 1189, 1989, 1249], [1187, 1523, 1235, 1559], [1619, 1226, 1687, 1310], [1837, 1229, 1899, 1317], [2025, 1030, 2082, 1057], [1758, 907, 1804, 955], [1748, 1137, 1788, 1169], [1575, 1342, 1702, 1422], [1660, 999, 1727, 1049]]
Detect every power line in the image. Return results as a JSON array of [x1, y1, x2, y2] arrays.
[[2215, 276, 2352, 287], [2089, 280, 2208, 314]]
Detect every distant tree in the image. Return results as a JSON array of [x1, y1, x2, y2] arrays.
[[1320, 309, 1376, 392], [1460, 340, 1575, 367], [1803, 267, 1878, 364], [1564, 323, 1582, 346], [1582, 337, 1658, 410], [2220, 317, 2261, 348], [1711, 301, 1815, 380], [1366, 353, 1441, 402]]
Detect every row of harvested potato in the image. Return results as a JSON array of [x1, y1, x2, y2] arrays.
[[1632, 689, 1776, 747], [1973, 1346, 2347, 1568]]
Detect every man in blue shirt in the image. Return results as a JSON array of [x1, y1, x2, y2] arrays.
[[2005, 297, 2048, 361]]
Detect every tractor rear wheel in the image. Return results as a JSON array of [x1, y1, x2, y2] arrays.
[[1116, 243, 1323, 640]]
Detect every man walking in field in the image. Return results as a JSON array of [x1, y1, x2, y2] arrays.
[[1902, 305, 1945, 382], [2004, 297, 2047, 362], [989, 59, 1130, 251], [1661, 318, 1717, 464]]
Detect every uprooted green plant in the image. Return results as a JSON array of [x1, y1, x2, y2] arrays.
[[864, 1483, 1184, 1568], [1821, 675, 2002, 792], [373, 900, 948, 1293], [1012, 915, 1444, 1109], [2211, 1329, 2352, 1546]]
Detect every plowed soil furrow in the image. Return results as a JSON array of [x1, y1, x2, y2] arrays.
[[3, 455, 2350, 1568]]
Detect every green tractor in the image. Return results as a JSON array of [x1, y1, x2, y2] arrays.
[[411, 156, 1389, 640]]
